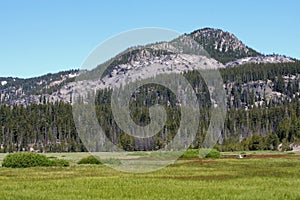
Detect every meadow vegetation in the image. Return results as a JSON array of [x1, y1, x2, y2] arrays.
[[2, 152, 69, 168], [0, 151, 299, 199]]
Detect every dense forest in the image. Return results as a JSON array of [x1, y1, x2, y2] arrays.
[[0, 62, 299, 153]]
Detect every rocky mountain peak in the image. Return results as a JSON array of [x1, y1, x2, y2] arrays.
[[193, 28, 248, 52], [190, 28, 260, 63]]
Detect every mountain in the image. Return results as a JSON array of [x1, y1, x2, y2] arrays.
[[190, 28, 261, 63], [0, 27, 299, 153], [0, 28, 297, 106]]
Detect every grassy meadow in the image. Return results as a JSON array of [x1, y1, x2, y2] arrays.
[[0, 152, 300, 200]]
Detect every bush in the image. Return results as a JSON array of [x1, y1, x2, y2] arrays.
[[181, 149, 221, 159], [281, 139, 293, 152], [77, 156, 122, 165], [286, 152, 295, 155], [77, 155, 101, 165], [205, 149, 221, 159], [49, 158, 70, 167], [2, 152, 69, 168], [181, 149, 199, 158], [2, 152, 49, 168]]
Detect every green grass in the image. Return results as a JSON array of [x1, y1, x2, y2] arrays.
[[0, 153, 300, 199]]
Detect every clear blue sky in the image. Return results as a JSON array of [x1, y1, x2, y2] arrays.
[[0, 0, 299, 78]]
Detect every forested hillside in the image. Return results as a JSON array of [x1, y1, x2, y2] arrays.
[[0, 61, 299, 153]]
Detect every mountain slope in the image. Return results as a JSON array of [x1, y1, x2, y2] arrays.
[[0, 70, 79, 105], [225, 55, 295, 67], [0, 27, 299, 153], [0, 27, 297, 106], [190, 28, 261, 63]]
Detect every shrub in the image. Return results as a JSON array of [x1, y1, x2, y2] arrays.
[[181, 149, 199, 158], [205, 149, 221, 159], [77, 155, 101, 165], [2, 152, 49, 168], [281, 140, 293, 152], [181, 149, 221, 159], [49, 158, 70, 167], [287, 152, 295, 155], [2, 152, 69, 168]]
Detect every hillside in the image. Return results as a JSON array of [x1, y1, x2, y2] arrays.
[[0, 70, 79, 105], [0, 28, 296, 107], [190, 28, 261, 63], [0, 27, 299, 153]]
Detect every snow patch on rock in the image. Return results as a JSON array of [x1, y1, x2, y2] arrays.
[[1, 81, 7, 86]]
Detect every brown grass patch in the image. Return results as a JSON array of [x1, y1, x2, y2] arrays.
[[246, 154, 291, 159], [154, 174, 237, 181], [174, 159, 216, 166], [222, 154, 295, 159]]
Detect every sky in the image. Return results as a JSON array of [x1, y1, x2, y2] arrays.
[[0, 0, 299, 78]]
